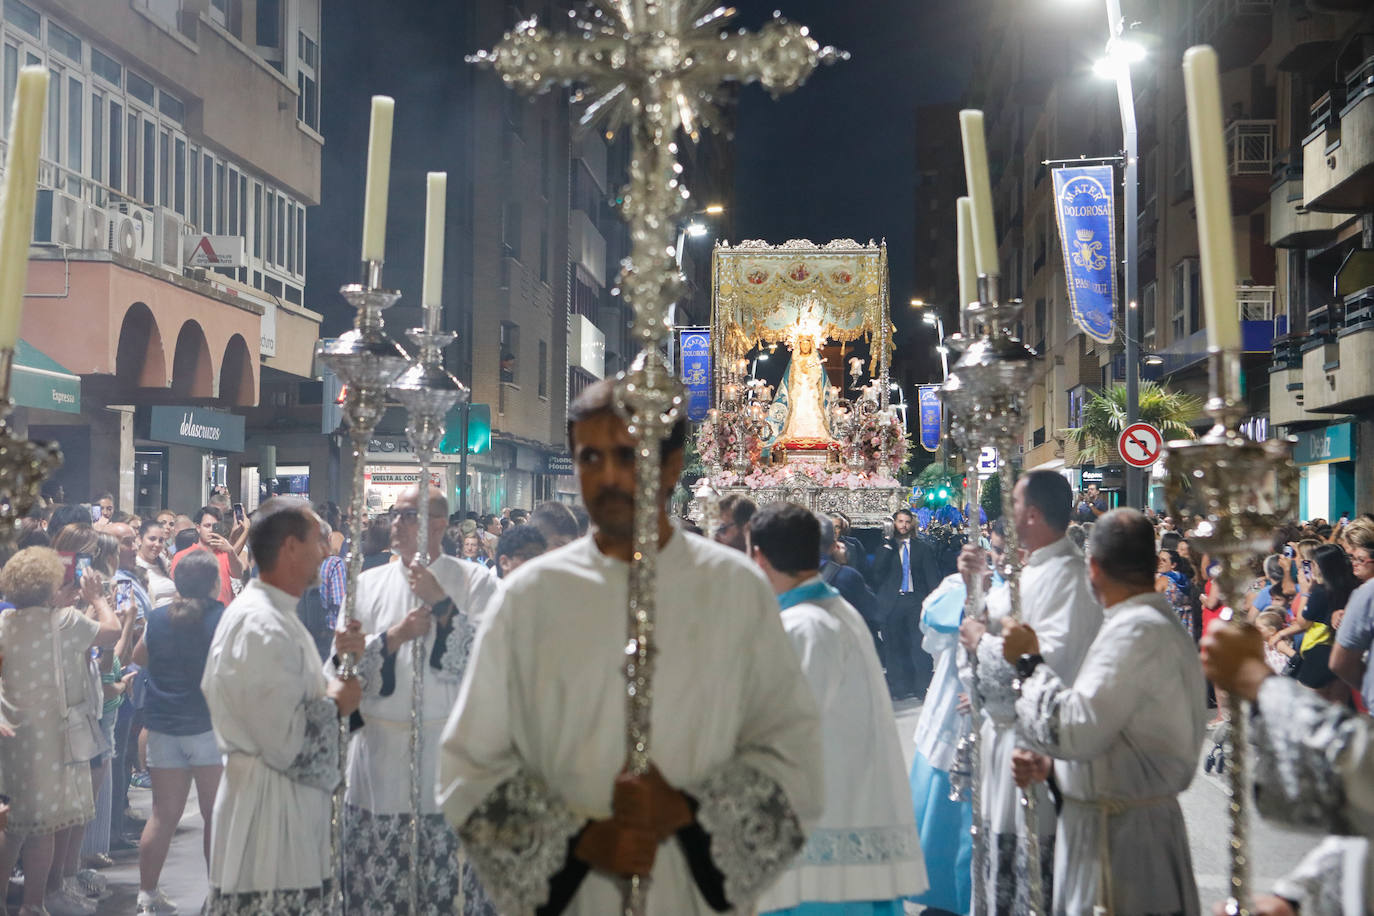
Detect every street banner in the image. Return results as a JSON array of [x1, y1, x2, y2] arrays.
[[918, 384, 941, 452], [681, 329, 711, 422], [1052, 165, 1118, 344]]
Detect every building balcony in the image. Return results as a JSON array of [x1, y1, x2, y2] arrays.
[[1303, 56, 1374, 212], [1225, 120, 1277, 213], [1269, 158, 1348, 248], [1299, 291, 1374, 414], [1194, 0, 1274, 71], [1022, 439, 1063, 471], [1268, 365, 1307, 426], [1272, 2, 1347, 72]]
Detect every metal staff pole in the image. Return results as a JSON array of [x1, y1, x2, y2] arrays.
[[389, 315, 466, 915], [315, 259, 410, 913]]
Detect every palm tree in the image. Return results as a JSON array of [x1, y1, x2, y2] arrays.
[[1061, 381, 1203, 466]]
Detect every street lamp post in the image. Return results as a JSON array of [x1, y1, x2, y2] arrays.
[[1103, 0, 1143, 508]]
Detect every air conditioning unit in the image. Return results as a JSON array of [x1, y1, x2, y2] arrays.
[[153, 207, 184, 271], [107, 214, 140, 258], [33, 189, 83, 247], [83, 206, 108, 251], [110, 203, 155, 261]]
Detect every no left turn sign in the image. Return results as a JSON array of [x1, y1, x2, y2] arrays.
[[1117, 422, 1164, 469]]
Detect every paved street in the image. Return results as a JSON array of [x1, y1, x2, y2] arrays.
[[0, 699, 1320, 914]]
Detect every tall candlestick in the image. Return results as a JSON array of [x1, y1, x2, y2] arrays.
[[422, 171, 447, 307], [958, 110, 999, 278], [956, 196, 977, 310], [360, 96, 395, 265], [1182, 46, 1240, 352], [0, 67, 48, 351]]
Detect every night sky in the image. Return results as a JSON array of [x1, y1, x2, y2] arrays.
[[311, 2, 974, 376]]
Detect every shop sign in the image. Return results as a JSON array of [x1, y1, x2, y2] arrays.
[[1294, 422, 1354, 466], [184, 234, 246, 268], [1080, 465, 1125, 489], [544, 453, 575, 476], [147, 406, 245, 453]]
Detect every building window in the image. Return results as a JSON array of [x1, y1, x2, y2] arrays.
[[296, 31, 319, 131], [7, 0, 40, 38], [1067, 385, 1086, 429], [1171, 258, 1198, 339], [500, 322, 519, 384], [46, 20, 80, 63], [91, 47, 121, 87], [256, 0, 281, 49], [502, 202, 522, 261], [1171, 113, 1192, 200], [127, 70, 155, 107], [538, 340, 548, 397], [158, 90, 184, 123], [1141, 280, 1157, 341]]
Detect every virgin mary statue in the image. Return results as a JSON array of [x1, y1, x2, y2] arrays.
[[772, 334, 836, 448]]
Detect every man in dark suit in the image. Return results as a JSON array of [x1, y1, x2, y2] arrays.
[[819, 517, 879, 639], [872, 507, 941, 699]]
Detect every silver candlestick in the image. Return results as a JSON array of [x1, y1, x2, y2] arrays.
[[0, 348, 62, 547], [314, 260, 410, 915], [1164, 349, 1295, 916], [389, 314, 467, 916], [944, 274, 1042, 916]]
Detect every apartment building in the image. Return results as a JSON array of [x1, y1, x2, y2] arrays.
[[5, 0, 324, 514]]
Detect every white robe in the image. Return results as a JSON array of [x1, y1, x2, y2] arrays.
[[344, 555, 498, 815], [437, 530, 824, 916], [759, 580, 928, 910], [1015, 592, 1206, 916], [964, 535, 1102, 914], [201, 579, 340, 900]]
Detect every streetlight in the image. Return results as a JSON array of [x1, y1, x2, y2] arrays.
[[1088, 0, 1144, 509], [913, 301, 950, 382], [671, 205, 727, 373]]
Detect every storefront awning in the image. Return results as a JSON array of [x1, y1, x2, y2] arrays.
[[13, 339, 80, 414]]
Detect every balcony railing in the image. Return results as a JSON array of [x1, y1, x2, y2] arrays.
[[1225, 120, 1277, 175], [1239, 285, 1276, 321], [1347, 55, 1374, 107]]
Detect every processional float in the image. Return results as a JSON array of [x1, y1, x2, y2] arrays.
[[471, 3, 841, 913], [938, 111, 1046, 916]]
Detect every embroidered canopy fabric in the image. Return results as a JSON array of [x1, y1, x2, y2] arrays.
[[712, 238, 892, 360]]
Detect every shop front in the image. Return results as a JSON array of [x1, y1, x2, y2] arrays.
[[363, 435, 457, 518], [135, 406, 246, 517], [1295, 421, 1356, 521]]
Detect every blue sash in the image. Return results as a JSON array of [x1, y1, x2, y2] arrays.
[[779, 579, 840, 611]]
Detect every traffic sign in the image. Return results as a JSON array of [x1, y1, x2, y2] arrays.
[[1117, 422, 1164, 468]]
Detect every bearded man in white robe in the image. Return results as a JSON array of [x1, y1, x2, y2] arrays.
[[1002, 509, 1206, 916], [437, 378, 824, 915], [957, 470, 1103, 916], [337, 485, 499, 913], [201, 497, 364, 914], [746, 501, 927, 915]]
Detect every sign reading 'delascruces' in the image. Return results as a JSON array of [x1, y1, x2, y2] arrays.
[[147, 406, 246, 453], [1052, 165, 1118, 344]]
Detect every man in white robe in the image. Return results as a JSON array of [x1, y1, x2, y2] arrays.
[[201, 497, 364, 914], [747, 501, 927, 915], [338, 485, 499, 913], [437, 378, 824, 915], [958, 470, 1102, 916], [1204, 622, 1374, 916], [1002, 509, 1206, 916]]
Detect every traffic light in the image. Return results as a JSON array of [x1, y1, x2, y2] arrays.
[[439, 403, 492, 455]]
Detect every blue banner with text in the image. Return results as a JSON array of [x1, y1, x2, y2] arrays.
[[681, 330, 711, 422], [1052, 165, 1117, 344], [918, 385, 942, 452]]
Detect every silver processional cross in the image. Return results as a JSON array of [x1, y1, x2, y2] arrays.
[[471, 3, 841, 912]]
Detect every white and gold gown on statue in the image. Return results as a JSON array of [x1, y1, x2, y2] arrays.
[[776, 346, 835, 447]]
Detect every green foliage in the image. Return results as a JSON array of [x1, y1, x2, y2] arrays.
[[980, 471, 1003, 521], [1060, 381, 1202, 467]]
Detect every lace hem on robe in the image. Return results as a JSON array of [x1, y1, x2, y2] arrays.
[[342, 803, 496, 914], [205, 881, 332, 915], [284, 697, 341, 793], [1013, 664, 1064, 749], [457, 770, 585, 914], [688, 761, 808, 907], [975, 635, 1019, 725], [1251, 675, 1351, 831], [798, 823, 924, 867], [438, 611, 478, 684], [356, 636, 386, 698]]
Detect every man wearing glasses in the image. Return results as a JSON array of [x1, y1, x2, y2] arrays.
[[333, 485, 500, 913], [713, 493, 756, 552]]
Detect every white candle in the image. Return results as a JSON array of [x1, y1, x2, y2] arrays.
[[360, 96, 395, 264], [422, 171, 447, 307], [0, 67, 48, 351], [958, 110, 999, 278], [1182, 46, 1240, 352], [956, 196, 977, 309]]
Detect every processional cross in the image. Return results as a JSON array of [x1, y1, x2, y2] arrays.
[[471, 3, 841, 912]]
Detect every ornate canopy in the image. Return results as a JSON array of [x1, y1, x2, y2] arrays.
[[711, 238, 891, 360]]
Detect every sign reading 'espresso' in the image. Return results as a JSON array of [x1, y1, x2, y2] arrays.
[[146, 406, 246, 453]]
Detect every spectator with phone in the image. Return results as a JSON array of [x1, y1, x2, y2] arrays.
[[170, 507, 244, 605]]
